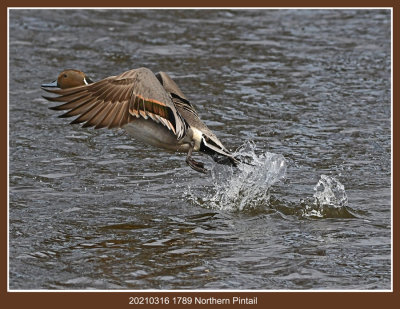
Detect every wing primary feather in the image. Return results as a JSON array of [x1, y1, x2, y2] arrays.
[[58, 97, 99, 118], [50, 93, 93, 111], [82, 101, 114, 128], [70, 101, 105, 125], [93, 85, 116, 101], [44, 90, 90, 103], [105, 101, 124, 129], [41, 86, 85, 96], [93, 102, 119, 129]]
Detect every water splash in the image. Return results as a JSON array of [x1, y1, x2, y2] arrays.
[[184, 143, 354, 218], [314, 175, 348, 208], [187, 141, 287, 212], [301, 174, 354, 218]]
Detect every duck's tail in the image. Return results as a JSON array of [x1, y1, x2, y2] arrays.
[[199, 137, 242, 167]]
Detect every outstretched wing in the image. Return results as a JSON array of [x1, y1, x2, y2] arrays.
[[156, 71, 229, 153], [156, 71, 199, 118], [42, 68, 187, 139]]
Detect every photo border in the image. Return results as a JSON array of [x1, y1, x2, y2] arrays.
[[2, 1, 398, 308]]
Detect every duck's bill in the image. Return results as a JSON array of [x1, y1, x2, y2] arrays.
[[41, 80, 59, 88]]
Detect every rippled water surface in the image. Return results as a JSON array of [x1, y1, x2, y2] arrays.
[[9, 9, 391, 290]]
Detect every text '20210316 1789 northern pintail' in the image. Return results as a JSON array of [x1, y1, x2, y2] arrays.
[[41, 67, 241, 173]]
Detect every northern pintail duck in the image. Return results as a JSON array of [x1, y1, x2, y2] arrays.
[[41, 68, 239, 173]]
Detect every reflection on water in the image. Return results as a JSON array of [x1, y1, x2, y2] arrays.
[[9, 9, 391, 290]]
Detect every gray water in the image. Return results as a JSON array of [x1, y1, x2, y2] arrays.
[[9, 9, 391, 290]]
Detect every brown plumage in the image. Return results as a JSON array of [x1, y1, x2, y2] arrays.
[[42, 68, 186, 138], [41, 67, 239, 173]]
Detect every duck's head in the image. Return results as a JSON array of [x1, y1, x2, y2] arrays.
[[41, 69, 93, 89]]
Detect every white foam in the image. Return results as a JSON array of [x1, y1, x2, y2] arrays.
[[187, 141, 287, 212], [301, 174, 350, 218]]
